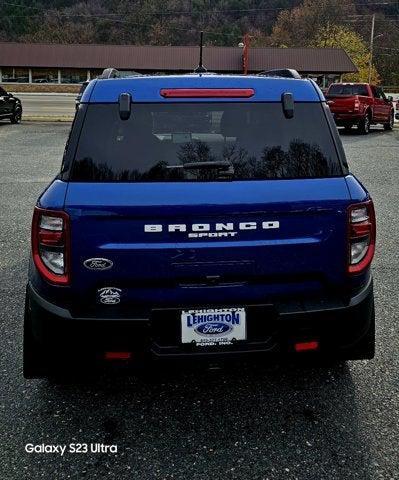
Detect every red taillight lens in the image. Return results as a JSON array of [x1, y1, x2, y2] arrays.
[[32, 207, 70, 285], [354, 100, 360, 111], [348, 200, 376, 274], [104, 352, 132, 360], [160, 88, 255, 98], [295, 341, 319, 352]]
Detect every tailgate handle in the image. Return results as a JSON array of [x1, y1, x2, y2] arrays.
[[282, 92, 294, 119], [119, 93, 131, 120]]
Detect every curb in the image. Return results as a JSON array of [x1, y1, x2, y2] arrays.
[[23, 116, 74, 122], [12, 92, 77, 97]]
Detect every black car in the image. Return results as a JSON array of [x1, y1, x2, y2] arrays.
[[0, 86, 22, 124]]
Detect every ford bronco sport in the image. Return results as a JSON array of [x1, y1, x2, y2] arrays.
[[24, 70, 376, 378]]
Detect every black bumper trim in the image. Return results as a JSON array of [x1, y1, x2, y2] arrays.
[[28, 276, 373, 322], [26, 278, 374, 359]]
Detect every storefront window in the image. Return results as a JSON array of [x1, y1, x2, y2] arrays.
[[32, 68, 58, 83], [1, 67, 29, 83], [88, 69, 103, 80], [61, 69, 88, 84], [86, 69, 141, 80]]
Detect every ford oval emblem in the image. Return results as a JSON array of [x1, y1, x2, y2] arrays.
[[84, 258, 113, 271], [195, 322, 232, 336]]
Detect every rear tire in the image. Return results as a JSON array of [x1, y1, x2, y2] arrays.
[[358, 114, 371, 135], [383, 112, 394, 131], [23, 295, 47, 378], [10, 108, 22, 124], [339, 302, 375, 360]]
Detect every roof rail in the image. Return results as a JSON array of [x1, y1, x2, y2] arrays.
[[98, 68, 144, 79], [257, 69, 301, 79], [98, 68, 120, 79]]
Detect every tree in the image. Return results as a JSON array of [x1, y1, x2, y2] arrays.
[[268, 0, 356, 47], [310, 24, 380, 83]]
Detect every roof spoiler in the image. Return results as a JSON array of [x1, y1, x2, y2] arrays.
[[257, 69, 301, 79]]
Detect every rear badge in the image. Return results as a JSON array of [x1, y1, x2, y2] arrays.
[[98, 287, 121, 305], [84, 258, 113, 271], [144, 221, 280, 239]]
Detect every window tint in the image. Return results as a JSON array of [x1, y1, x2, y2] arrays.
[[70, 102, 342, 182], [328, 84, 369, 96]]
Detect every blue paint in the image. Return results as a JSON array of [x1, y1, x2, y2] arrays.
[[82, 74, 322, 104]]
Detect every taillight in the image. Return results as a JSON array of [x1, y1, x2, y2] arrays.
[[32, 207, 70, 285], [354, 99, 360, 111], [348, 200, 376, 274]]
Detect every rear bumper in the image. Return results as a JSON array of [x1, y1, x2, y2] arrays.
[[332, 113, 364, 125], [26, 277, 374, 363]]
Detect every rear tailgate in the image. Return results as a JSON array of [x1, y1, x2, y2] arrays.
[[326, 95, 360, 114], [65, 178, 351, 310], [62, 81, 352, 313]]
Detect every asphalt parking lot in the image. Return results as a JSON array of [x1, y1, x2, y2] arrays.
[[0, 121, 398, 480]]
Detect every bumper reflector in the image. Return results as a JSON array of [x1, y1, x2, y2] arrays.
[[294, 341, 319, 352], [104, 352, 132, 360]]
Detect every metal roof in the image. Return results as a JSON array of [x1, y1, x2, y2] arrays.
[[0, 42, 357, 74]]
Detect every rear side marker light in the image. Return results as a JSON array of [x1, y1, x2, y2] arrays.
[[32, 207, 70, 285], [295, 341, 319, 352], [348, 200, 376, 274], [104, 352, 132, 360], [160, 88, 255, 98]]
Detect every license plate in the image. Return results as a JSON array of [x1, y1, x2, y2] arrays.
[[181, 308, 246, 347]]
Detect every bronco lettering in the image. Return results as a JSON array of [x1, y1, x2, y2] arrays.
[[144, 221, 279, 238]]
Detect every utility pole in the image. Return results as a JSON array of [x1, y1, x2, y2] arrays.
[[368, 13, 376, 84], [242, 34, 250, 75]]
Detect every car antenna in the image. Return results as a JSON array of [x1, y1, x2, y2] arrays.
[[194, 31, 207, 74]]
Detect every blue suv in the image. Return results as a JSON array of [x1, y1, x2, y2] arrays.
[[24, 70, 376, 378]]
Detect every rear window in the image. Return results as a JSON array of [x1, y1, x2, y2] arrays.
[[70, 102, 342, 182], [328, 84, 369, 96]]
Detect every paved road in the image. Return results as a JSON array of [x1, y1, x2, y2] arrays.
[[0, 122, 398, 480], [15, 93, 76, 117]]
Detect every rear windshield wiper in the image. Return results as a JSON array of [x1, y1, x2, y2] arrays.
[[167, 161, 233, 170]]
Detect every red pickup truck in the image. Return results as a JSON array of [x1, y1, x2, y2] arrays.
[[326, 83, 394, 134]]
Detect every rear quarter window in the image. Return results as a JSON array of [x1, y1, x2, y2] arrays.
[[69, 102, 343, 182]]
